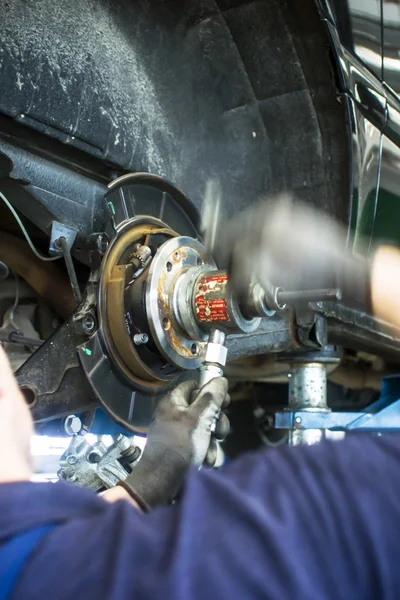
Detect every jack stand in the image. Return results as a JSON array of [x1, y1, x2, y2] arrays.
[[288, 363, 329, 446], [278, 347, 341, 445], [275, 374, 400, 435]]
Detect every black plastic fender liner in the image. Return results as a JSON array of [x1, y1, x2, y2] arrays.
[[0, 0, 349, 223]]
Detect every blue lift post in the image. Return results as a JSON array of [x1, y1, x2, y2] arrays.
[[275, 375, 400, 433]]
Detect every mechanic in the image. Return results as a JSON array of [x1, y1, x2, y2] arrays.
[[2, 197, 400, 599]]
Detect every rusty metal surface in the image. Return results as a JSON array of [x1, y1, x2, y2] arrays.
[[146, 236, 216, 369], [195, 273, 230, 324], [107, 263, 169, 383], [193, 270, 260, 334], [157, 268, 201, 361], [100, 219, 177, 391], [0, 231, 76, 318]]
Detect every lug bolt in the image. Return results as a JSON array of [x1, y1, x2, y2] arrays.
[[64, 415, 82, 436], [82, 314, 96, 335], [134, 333, 148, 345], [97, 233, 109, 253], [59, 466, 76, 481]]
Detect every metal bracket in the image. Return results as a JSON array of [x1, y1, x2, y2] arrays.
[[58, 433, 140, 492], [275, 396, 400, 432], [49, 221, 78, 256]]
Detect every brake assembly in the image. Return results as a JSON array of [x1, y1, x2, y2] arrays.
[[17, 174, 260, 433]]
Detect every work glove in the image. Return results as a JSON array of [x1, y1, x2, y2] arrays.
[[118, 377, 230, 511], [215, 194, 371, 313]]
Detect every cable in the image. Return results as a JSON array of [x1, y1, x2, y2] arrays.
[[0, 190, 61, 262], [0, 330, 44, 347], [8, 271, 20, 331], [0, 260, 9, 279], [58, 236, 82, 304]]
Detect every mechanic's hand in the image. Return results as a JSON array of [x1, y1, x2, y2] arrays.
[[118, 377, 230, 510], [101, 486, 140, 509], [215, 195, 371, 312]]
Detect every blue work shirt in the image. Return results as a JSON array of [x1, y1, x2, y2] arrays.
[[1, 434, 400, 599]]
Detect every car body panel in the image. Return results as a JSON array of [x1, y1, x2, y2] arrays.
[[383, 1, 400, 99], [371, 131, 400, 248], [319, 0, 383, 80], [319, 0, 400, 255]]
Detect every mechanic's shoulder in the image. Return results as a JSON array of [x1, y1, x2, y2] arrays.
[[0, 480, 106, 541], [282, 433, 400, 484], [287, 433, 400, 469], [13, 495, 163, 600]]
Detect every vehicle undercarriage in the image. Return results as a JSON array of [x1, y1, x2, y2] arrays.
[[1, 0, 400, 474]]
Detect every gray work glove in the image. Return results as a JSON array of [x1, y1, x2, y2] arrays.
[[118, 378, 230, 511], [215, 195, 371, 312]]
